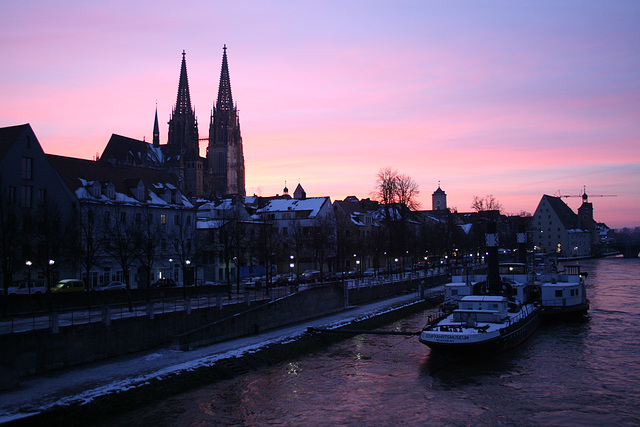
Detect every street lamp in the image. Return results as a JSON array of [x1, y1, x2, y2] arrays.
[[47, 259, 55, 294], [25, 261, 32, 294], [185, 259, 191, 286]]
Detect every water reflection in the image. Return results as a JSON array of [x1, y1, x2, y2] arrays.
[[101, 258, 640, 426]]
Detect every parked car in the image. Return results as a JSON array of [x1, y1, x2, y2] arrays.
[[270, 275, 288, 286], [94, 281, 126, 291], [52, 279, 85, 293], [301, 270, 321, 283], [151, 278, 177, 288], [7, 280, 47, 295], [241, 276, 263, 290]]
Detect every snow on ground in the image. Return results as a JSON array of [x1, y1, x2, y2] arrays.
[[0, 291, 437, 423]]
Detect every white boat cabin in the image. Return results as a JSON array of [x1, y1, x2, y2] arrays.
[[537, 264, 587, 308], [452, 295, 510, 324]]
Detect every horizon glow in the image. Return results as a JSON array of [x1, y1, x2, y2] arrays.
[[1, 1, 639, 228]]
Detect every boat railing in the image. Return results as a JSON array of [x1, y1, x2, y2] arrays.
[[504, 304, 535, 325]]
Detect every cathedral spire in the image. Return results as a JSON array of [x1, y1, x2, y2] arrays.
[[153, 102, 160, 147], [207, 45, 246, 198], [216, 44, 233, 111], [176, 50, 193, 115], [168, 50, 199, 160]]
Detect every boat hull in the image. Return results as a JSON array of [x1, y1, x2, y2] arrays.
[[419, 307, 541, 357], [541, 300, 590, 319]]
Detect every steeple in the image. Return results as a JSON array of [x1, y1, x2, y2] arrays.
[[176, 50, 193, 116], [167, 50, 199, 160], [216, 44, 233, 111], [207, 45, 246, 198], [153, 103, 160, 147]]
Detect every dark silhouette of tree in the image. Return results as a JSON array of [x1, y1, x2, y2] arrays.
[[0, 184, 20, 314], [310, 214, 336, 279], [138, 207, 162, 294], [471, 195, 503, 213], [102, 206, 142, 309], [73, 204, 105, 289], [32, 201, 68, 293]]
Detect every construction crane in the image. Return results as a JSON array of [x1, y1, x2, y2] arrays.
[[555, 185, 617, 199]]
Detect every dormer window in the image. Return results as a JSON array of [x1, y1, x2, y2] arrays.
[[136, 180, 145, 201], [91, 181, 101, 198], [104, 183, 115, 199]]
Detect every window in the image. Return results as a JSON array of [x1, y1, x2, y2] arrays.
[[22, 157, 33, 180], [160, 214, 167, 225], [186, 215, 191, 225], [7, 186, 16, 203], [115, 271, 124, 282], [555, 290, 563, 298], [21, 185, 32, 208], [120, 212, 126, 222], [38, 189, 47, 205], [136, 212, 142, 224], [175, 215, 181, 225]]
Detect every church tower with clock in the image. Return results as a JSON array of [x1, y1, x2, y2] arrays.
[[432, 183, 447, 211]]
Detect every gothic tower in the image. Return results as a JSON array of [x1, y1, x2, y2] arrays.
[[167, 51, 203, 197], [207, 45, 246, 198], [168, 51, 199, 160], [153, 104, 160, 147]]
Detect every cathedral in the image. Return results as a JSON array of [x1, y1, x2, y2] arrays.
[[100, 46, 246, 199]]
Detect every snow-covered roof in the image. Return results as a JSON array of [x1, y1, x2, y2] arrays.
[[256, 197, 328, 218]]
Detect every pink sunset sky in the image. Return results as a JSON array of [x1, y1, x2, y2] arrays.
[[2, 1, 639, 228]]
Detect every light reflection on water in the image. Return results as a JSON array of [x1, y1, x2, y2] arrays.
[[102, 258, 640, 426]]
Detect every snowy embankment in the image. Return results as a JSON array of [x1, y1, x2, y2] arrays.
[[0, 292, 437, 424]]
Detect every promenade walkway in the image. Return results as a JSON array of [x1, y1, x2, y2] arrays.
[[0, 287, 443, 424]]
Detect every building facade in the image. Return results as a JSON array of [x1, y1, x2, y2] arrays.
[[532, 195, 592, 257]]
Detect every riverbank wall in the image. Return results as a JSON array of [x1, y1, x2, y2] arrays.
[[0, 276, 445, 388], [11, 294, 437, 427]]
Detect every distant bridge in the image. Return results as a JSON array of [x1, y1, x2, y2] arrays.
[[611, 241, 640, 258]]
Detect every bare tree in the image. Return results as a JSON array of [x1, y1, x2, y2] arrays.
[[74, 204, 105, 289], [310, 214, 337, 278], [374, 167, 421, 211], [102, 206, 142, 308], [138, 207, 162, 293], [374, 167, 399, 207], [32, 201, 68, 292], [396, 173, 421, 210], [0, 185, 20, 311], [471, 195, 503, 213], [167, 210, 196, 290]]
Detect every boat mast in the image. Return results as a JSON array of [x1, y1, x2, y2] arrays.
[[486, 222, 501, 294]]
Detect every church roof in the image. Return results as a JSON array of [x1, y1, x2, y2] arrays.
[[100, 134, 163, 167]]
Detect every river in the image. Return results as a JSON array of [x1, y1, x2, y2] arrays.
[[100, 257, 640, 426]]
